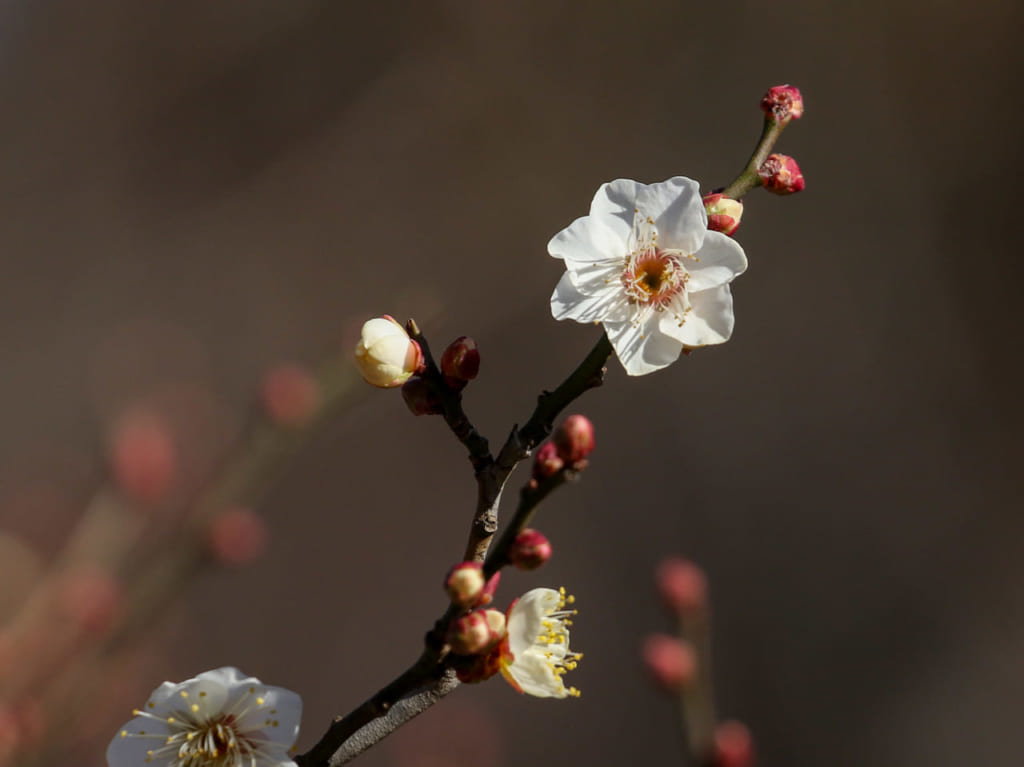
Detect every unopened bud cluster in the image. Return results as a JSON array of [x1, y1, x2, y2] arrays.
[[447, 608, 506, 656]]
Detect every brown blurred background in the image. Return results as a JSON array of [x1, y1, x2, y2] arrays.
[[0, 1, 1022, 765]]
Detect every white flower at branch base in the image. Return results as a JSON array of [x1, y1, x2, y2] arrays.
[[549, 177, 748, 375], [500, 587, 582, 698], [354, 316, 424, 388], [106, 667, 301, 767]]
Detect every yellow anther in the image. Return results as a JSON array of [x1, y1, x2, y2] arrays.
[[120, 731, 128, 738], [190, 704, 199, 713], [256, 697, 265, 706]]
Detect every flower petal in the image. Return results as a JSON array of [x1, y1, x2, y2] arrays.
[[660, 285, 735, 347], [588, 179, 639, 243], [506, 588, 560, 657], [550, 272, 630, 325], [686, 230, 748, 291], [636, 177, 706, 254], [236, 684, 303, 746], [548, 214, 626, 265], [107, 721, 175, 767], [605, 317, 684, 376], [504, 649, 568, 699]]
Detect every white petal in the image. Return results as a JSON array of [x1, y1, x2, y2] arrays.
[[548, 214, 627, 265], [664, 285, 735, 347], [686, 231, 748, 291], [107, 724, 175, 767], [506, 588, 560, 657], [636, 177, 706, 254], [588, 179, 639, 244], [236, 684, 303, 747], [505, 649, 568, 699], [605, 316, 684, 376], [551, 272, 630, 325]]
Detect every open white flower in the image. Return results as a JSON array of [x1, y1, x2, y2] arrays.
[[500, 587, 582, 699], [549, 177, 748, 375], [107, 667, 301, 767]]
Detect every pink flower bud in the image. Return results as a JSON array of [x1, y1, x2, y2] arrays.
[[508, 529, 552, 570], [655, 557, 708, 615], [354, 316, 424, 388], [261, 364, 320, 426], [553, 414, 595, 465], [478, 570, 501, 606], [759, 154, 805, 195], [448, 609, 507, 655], [445, 562, 486, 607], [440, 336, 480, 382], [401, 377, 443, 415], [59, 569, 122, 636], [110, 409, 176, 504], [533, 441, 564, 480], [207, 507, 269, 566], [712, 721, 755, 767], [702, 193, 744, 236], [760, 84, 804, 124], [642, 634, 697, 692]]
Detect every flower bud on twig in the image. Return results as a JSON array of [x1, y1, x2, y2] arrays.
[[642, 634, 697, 692], [655, 557, 708, 616], [448, 609, 506, 656], [702, 193, 744, 236], [110, 409, 176, 504], [207, 507, 269, 566], [508, 529, 552, 570], [445, 562, 486, 608], [261, 364, 320, 426], [759, 154, 805, 195], [532, 442, 564, 480], [760, 84, 804, 124], [354, 316, 424, 388], [553, 414, 595, 466], [711, 721, 755, 767], [440, 336, 480, 382]]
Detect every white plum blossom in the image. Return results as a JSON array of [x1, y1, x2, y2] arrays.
[[500, 587, 582, 698], [107, 667, 302, 767], [549, 177, 748, 375]]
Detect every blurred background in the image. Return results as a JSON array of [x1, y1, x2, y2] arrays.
[[0, 1, 1021, 765]]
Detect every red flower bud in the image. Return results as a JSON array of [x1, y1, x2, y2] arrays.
[[760, 84, 804, 124], [441, 336, 480, 382], [532, 441, 565, 480], [261, 364, 320, 426], [401, 377, 443, 415], [448, 609, 506, 655], [553, 414, 595, 465], [712, 721, 755, 767], [655, 557, 708, 615], [702, 193, 744, 236], [445, 562, 486, 608], [759, 154, 805, 195], [508, 529, 552, 570], [642, 634, 697, 692], [207, 507, 269, 566]]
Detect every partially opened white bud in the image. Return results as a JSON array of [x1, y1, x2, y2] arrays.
[[354, 316, 423, 388]]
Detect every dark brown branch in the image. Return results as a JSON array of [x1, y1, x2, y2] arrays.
[[297, 330, 613, 767]]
